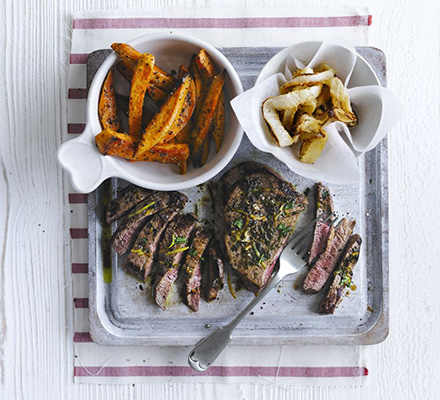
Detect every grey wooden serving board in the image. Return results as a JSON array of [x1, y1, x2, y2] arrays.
[[88, 46, 389, 346]]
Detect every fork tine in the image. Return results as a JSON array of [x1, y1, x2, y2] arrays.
[[289, 213, 333, 249], [294, 216, 340, 256]]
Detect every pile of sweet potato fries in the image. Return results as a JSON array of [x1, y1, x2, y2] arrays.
[[95, 43, 226, 174]]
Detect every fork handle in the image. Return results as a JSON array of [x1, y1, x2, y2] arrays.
[[188, 270, 288, 372]]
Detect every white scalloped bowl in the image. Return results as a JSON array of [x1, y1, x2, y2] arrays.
[[57, 33, 243, 193]]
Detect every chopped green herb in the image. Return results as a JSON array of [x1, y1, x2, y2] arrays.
[[340, 274, 352, 287], [322, 190, 330, 199], [175, 236, 187, 245], [233, 218, 244, 230], [284, 202, 294, 209], [277, 223, 291, 236], [189, 248, 198, 257]]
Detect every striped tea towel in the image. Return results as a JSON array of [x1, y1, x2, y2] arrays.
[[66, 4, 371, 386]]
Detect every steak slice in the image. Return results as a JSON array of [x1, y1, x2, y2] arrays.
[[303, 218, 356, 294], [204, 247, 224, 301], [182, 228, 212, 311], [308, 183, 334, 264], [106, 185, 152, 224], [154, 214, 198, 310], [220, 165, 308, 292], [111, 191, 188, 254], [319, 234, 362, 314], [123, 207, 182, 281]]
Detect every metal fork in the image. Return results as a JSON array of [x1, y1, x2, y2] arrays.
[[188, 214, 338, 372]]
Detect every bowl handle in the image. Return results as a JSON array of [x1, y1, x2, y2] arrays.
[[57, 130, 111, 193]]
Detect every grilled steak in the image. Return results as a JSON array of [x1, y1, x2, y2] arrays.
[[111, 191, 188, 254], [106, 185, 152, 224], [319, 234, 362, 314], [217, 162, 308, 292], [215, 161, 275, 255], [308, 183, 334, 264], [303, 218, 356, 294], [204, 247, 224, 301], [154, 214, 198, 310], [123, 207, 182, 281], [182, 228, 212, 311]]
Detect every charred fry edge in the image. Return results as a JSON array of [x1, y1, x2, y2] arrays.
[[98, 67, 122, 132]]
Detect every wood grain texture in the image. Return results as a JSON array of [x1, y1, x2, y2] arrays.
[[0, 0, 439, 399]]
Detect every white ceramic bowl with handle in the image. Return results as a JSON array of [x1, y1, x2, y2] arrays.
[[57, 33, 243, 193]]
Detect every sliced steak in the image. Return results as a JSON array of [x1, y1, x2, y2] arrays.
[[111, 191, 188, 254], [154, 214, 198, 310], [308, 183, 334, 264], [182, 228, 212, 311], [219, 164, 308, 292], [319, 234, 362, 314], [204, 247, 224, 301], [106, 185, 152, 224], [303, 218, 356, 294], [123, 207, 182, 281]]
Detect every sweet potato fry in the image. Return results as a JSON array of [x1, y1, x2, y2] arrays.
[[178, 64, 189, 80], [128, 53, 155, 139], [133, 142, 189, 162], [210, 91, 225, 152], [189, 55, 206, 121], [95, 129, 136, 159], [195, 49, 216, 84], [116, 61, 168, 105], [95, 129, 189, 173], [111, 43, 176, 91], [135, 75, 195, 157], [98, 67, 122, 132], [191, 71, 225, 164], [136, 142, 190, 175]]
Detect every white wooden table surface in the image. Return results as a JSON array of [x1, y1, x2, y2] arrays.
[[1, 0, 439, 398]]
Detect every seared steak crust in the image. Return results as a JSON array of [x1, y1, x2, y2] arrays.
[[182, 228, 212, 311], [154, 214, 198, 310], [319, 234, 362, 314], [308, 183, 334, 264], [215, 161, 276, 255], [217, 163, 308, 292], [303, 218, 355, 294], [123, 207, 182, 281], [111, 191, 188, 255], [204, 247, 225, 301], [106, 186, 152, 224]]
